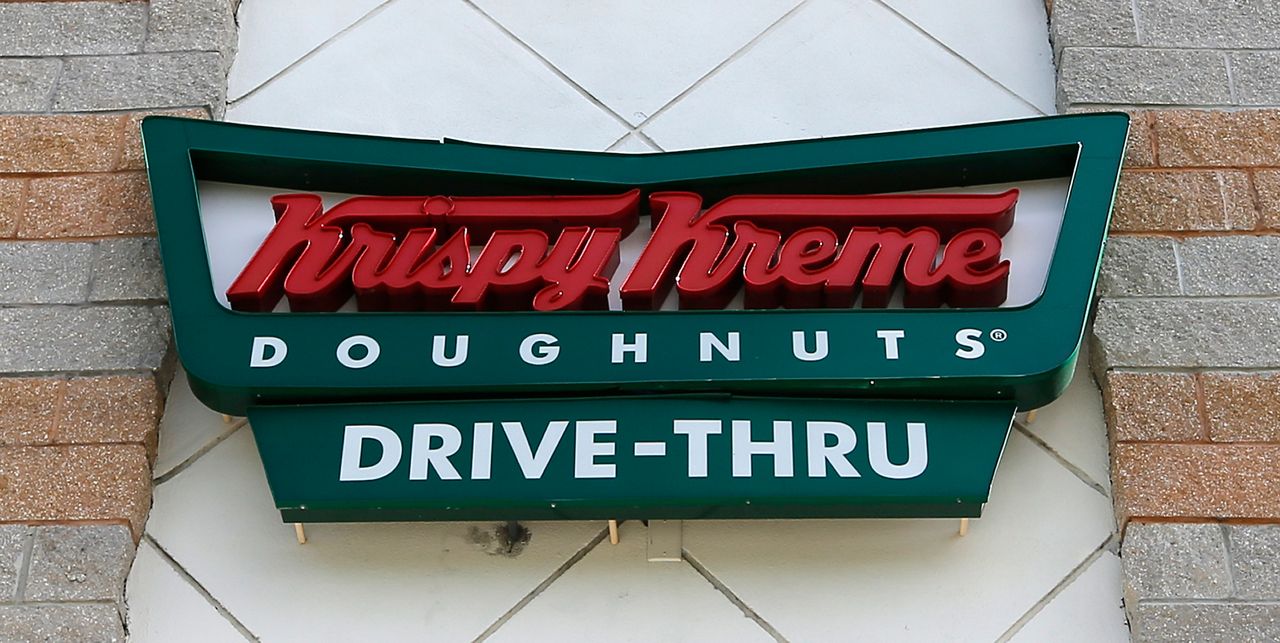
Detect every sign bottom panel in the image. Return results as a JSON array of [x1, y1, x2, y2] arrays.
[[248, 395, 1015, 522]]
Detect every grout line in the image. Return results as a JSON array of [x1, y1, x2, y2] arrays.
[[141, 534, 260, 642], [1013, 421, 1110, 498], [627, 0, 810, 138], [458, 0, 638, 135], [1140, 598, 1280, 606], [226, 0, 402, 106], [684, 550, 790, 642], [471, 526, 611, 642], [153, 418, 247, 485], [994, 532, 1118, 642], [870, 0, 1048, 116], [13, 526, 35, 602], [604, 132, 661, 153]]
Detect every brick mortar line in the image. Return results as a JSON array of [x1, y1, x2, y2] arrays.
[[1102, 294, 1280, 301], [0, 440, 156, 450], [1109, 231, 1280, 239], [0, 106, 212, 117], [1137, 598, 1280, 606], [1065, 45, 1280, 53], [0, 50, 227, 62], [0, 369, 163, 379], [0, 170, 148, 179], [1072, 102, 1280, 110], [1115, 440, 1280, 446]]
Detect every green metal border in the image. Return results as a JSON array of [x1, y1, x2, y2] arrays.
[[142, 114, 1127, 415]]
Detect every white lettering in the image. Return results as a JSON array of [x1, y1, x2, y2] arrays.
[[877, 329, 905, 360], [408, 423, 462, 480], [502, 420, 568, 479], [338, 424, 401, 481], [574, 420, 616, 479], [806, 421, 860, 478], [336, 335, 380, 369], [519, 333, 560, 365], [432, 335, 469, 367], [471, 422, 493, 480], [249, 336, 287, 368], [699, 331, 740, 362], [611, 333, 648, 364], [955, 329, 985, 359], [866, 421, 928, 479], [732, 419, 794, 478], [792, 330, 828, 361], [673, 420, 721, 478]]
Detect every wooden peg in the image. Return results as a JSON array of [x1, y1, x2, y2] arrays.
[[222, 414, 234, 424], [1024, 409, 1038, 424], [608, 519, 619, 545], [294, 523, 307, 544], [958, 518, 970, 537]]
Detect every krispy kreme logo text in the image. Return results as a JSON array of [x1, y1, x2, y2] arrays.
[[227, 189, 1018, 312]]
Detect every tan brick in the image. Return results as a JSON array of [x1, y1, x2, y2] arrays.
[[118, 108, 208, 171], [1114, 443, 1280, 523], [0, 378, 62, 447], [1153, 109, 1280, 168], [1201, 373, 1280, 442], [1068, 107, 1155, 167], [1112, 170, 1256, 232], [0, 445, 150, 537], [1105, 372, 1203, 442], [1256, 169, 1280, 230], [20, 173, 153, 239], [0, 178, 23, 238], [58, 376, 159, 454], [0, 114, 123, 174]]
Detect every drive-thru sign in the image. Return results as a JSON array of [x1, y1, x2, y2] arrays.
[[141, 113, 1127, 522]]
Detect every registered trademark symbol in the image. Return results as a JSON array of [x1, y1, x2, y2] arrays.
[[990, 329, 1008, 342]]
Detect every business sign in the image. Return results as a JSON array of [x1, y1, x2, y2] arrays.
[[141, 114, 1127, 522]]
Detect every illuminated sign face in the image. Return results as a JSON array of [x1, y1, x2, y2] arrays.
[[142, 114, 1126, 522]]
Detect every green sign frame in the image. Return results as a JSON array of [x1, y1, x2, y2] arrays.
[[142, 114, 1126, 415]]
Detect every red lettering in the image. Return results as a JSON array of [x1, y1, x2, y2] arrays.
[[226, 191, 640, 312], [620, 190, 1017, 309], [226, 188, 1017, 312]]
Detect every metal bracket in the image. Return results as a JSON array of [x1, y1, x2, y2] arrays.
[[646, 520, 683, 562]]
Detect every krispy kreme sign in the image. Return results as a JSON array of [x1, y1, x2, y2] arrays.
[[142, 114, 1127, 522], [227, 189, 1016, 313]]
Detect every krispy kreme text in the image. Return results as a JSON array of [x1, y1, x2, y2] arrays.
[[226, 189, 1018, 312]]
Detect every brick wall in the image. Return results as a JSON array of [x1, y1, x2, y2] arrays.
[[0, 0, 234, 638], [1055, 1, 1280, 640]]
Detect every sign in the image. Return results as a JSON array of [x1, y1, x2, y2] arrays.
[[141, 114, 1127, 522]]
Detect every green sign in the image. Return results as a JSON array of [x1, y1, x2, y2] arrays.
[[250, 396, 1014, 522], [141, 113, 1127, 522]]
